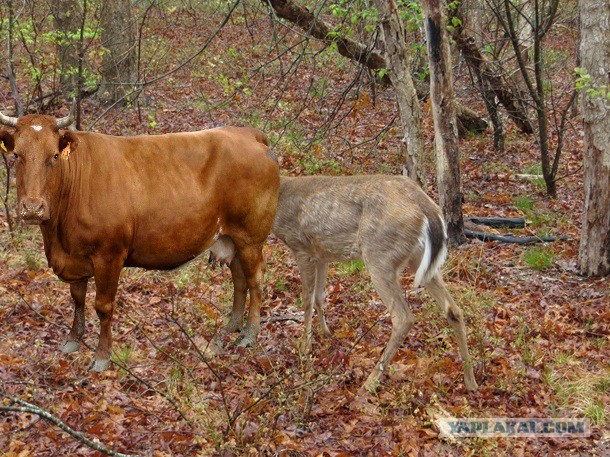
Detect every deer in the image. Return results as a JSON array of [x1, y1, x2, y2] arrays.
[[271, 174, 478, 392]]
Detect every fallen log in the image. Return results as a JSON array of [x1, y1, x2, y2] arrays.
[[456, 104, 489, 137], [467, 217, 526, 229], [465, 229, 556, 244]]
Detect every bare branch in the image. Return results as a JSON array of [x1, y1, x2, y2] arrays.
[[262, 0, 386, 70], [0, 397, 138, 457]]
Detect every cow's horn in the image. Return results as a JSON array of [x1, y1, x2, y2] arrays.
[[56, 100, 76, 129], [0, 110, 18, 127]]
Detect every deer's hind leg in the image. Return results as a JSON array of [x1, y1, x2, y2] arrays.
[[363, 262, 416, 391], [313, 261, 331, 336], [424, 273, 478, 391], [295, 255, 320, 351]]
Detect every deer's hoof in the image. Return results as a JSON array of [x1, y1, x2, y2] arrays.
[[465, 378, 479, 392]]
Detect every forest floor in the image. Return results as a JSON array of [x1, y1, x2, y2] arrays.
[[1, 3, 608, 456]]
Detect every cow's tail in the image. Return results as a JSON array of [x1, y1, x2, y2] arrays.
[[249, 128, 278, 165], [413, 211, 448, 287], [267, 148, 279, 165], [252, 128, 269, 146]]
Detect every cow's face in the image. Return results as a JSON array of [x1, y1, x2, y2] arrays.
[[1, 108, 76, 225]]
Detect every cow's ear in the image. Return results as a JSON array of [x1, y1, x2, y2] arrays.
[[58, 130, 78, 156], [0, 129, 14, 154]]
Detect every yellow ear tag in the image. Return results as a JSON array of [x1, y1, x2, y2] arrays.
[[60, 143, 71, 160], [0, 142, 6, 152]]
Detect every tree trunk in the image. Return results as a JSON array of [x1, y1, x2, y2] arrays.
[[421, 0, 466, 246], [497, 0, 560, 196], [98, 0, 137, 104], [578, 0, 610, 277], [374, 0, 425, 186], [451, 5, 534, 134], [462, 0, 484, 48], [50, 0, 83, 97], [517, 0, 534, 64]]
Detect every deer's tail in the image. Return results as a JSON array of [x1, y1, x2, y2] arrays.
[[413, 212, 448, 287]]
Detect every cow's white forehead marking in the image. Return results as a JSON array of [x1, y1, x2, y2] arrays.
[[31, 125, 43, 131]]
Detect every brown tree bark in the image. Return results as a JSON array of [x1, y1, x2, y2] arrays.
[[578, 0, 610, 277], [517, 0, 534, 64], [98, 0, 137, 103], [373, 0, 425, 186], [462, 0, 483, 48], [421, 0, 466, 246], [50, 0, 83, 96]]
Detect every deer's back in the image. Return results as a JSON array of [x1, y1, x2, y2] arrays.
[[273, 175, 437, 264]]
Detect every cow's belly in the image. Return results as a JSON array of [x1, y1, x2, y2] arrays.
[[125, 235, 214, 270], [125, 215, 220, 270], [124, 248, 208, 270]]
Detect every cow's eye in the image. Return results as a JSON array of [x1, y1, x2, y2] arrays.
[[54, 153, 59, 159]]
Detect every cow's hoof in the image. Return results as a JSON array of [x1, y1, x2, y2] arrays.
[[233, 331, 257, 348], [224, 318, 243, 333], [88, 358, 110, 372], [61, 341, 80, 353]]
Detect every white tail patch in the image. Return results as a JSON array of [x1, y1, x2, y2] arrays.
[[414, 216, 448, 287], [31, 125, 43, 132], [413, 217, 432, 287]]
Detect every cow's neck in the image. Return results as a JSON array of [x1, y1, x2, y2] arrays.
[[40, 145, 90, 257]]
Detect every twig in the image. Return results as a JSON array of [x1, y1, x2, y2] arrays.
[[0, 397, 139, 457], [6, 62, 23, 116], [9, 286, 195, 429], [261, 314, 303, 323]]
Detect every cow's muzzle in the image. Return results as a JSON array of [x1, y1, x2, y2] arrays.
[[20, 198, 49, 224]]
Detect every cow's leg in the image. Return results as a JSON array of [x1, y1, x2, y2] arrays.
[[295, 255, 317, 351], [89, 258, 122, 372], [363, 264, 416, 392], [225, 256, 247, 333], [61, 279, 88, 353], [424, 273, 478, 391], [233, 244, 265, 347], [313, 262, 331, 336]]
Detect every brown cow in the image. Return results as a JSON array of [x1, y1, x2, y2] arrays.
[[0, 106, 279, 372]]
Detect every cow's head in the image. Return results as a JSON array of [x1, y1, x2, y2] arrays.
[[0, 104, 77, 224]]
